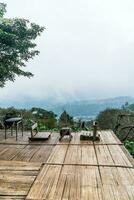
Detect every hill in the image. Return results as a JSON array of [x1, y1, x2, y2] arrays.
[[49, 96, 134, 119], [0, 96, 134, 119]]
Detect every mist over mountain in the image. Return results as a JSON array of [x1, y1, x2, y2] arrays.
[[49, 96, 134, 119], [0, 96, 134, 119]]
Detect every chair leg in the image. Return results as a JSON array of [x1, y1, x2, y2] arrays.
[[11, 126, 13, 136], [22, 122, 23, 137], [16, 123, 18, 141], [5, 127, 7, 139]]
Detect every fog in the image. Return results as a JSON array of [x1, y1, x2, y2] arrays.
[[1, 0, 134, 103]]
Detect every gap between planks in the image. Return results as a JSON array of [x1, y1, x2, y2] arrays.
[[0, 142, 123, 146], [41, 162, 134, 169]]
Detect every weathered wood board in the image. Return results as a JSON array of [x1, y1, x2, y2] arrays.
[[65, 145, 97, 165], [0, 130, 133, 199], [0, 160, 41, 199], [27, 165, 134, 200]]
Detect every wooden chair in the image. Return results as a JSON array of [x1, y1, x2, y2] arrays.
[[29, 122, 51, 141]]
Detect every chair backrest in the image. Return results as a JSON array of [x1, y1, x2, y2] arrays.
[[31, 122, 38, 138]]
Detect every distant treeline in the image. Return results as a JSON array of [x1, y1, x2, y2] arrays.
[[0, 107, 78, 131]]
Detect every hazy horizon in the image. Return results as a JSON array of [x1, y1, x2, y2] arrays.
[[1, 0, 134, 104]]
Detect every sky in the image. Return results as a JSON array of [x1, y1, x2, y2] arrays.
[[1, 0, 134, 104]]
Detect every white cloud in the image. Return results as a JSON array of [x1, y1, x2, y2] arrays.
[[1, 0, 134, 102]]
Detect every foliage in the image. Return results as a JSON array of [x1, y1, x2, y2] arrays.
[[0, 107, 57, 130], [125, 103, 134, 112], [58, 111, 74, 128], [124, 140, 134, 157], [0, 106, 20, 117], [31, 107, 57, 130], [96, 108, 123, 130], [0, 3, 44, 87], [96, 107, 134, 156], [0, 3, 6, 17]]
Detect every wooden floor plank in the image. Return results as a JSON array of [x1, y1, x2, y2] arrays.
[[0, 130, 133, 199], [108, 145, 133, 166], [100, 167, 134, 200], [26, 165, 102, 200], [0, 173, 35, 195], [0, 160, 41, 171], [26, 164, 62, 199], [65, 145, 97, 165], [95, 145, 114, 165], [13, 145, 42, 162], [0, 160, 41, 198], [0, 170, 39, 176], [30, 145, 54, 162], [97, 130, 119, 144], [26, 165, 134, 200], [0, 144, 55, 163], [81, 166, 102, 200], [0, 145, 26, 161], [47, 145, 68, 164], [0, 196, 25, 200]]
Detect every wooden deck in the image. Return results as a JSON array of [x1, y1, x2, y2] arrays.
[[0, 130, 133, 199]]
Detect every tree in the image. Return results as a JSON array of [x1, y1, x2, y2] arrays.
[[0, 3, 44, 87], [126, 103, 134, 111], [31, 107, 57, 129], [59, 111, 74, 127], [121, 102, 129, 110], [96, 108, 122, 130]]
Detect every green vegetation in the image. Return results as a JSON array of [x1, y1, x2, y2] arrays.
[[0, 3, 44, 87], [59, 111, 74, 128], [0, 107, 77, 132], [96, 108, 122, 130], [0, 104, 134, 157], [0, 107, 57, 131], [125, 103, 134, 111], [124, 141, 134, 157], [96, 105, 134, 157], [31, 107, 57, 130]]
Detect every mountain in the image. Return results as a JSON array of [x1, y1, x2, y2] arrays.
[[0, 96, 134, 119], [48, 96, 134, 119]]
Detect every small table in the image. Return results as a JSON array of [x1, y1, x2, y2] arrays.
[[4, 117, 23, 140]]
